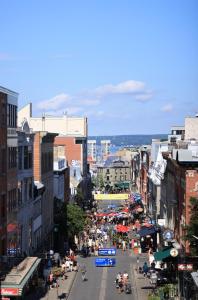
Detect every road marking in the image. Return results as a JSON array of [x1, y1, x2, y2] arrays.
[[99, 267, 107, 300]]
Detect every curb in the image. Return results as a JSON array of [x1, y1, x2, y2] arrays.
[[65, 271, 78, 299]]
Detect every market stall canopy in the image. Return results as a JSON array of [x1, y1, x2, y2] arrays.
[[122, 207, 129, 213], [115, 224, 130, 233], [0, 257, 41, 297], [137, 226, 157, 237], [96, 213, 108, 217], [154, 248, 173, 261]]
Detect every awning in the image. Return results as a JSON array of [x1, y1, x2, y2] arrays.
[[1, 257, 41, 296], [154, 248, 172, 261], [137, 226, 157, 237], [115, 182, 130, 189]]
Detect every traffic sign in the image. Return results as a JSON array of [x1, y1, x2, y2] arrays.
[[98, 248, 116, 256], [95, 257, 116, 267]]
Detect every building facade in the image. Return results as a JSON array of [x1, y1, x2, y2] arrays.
[[101, 140, 111, 161], [0, 86, 18, 256], [53, 145, 70, 202], [17, 121, 34, 255], [18, 103, 88, 137], [97, 159, 131, 190], [87, 140, 97, 163], [33, 131, 57, 249]]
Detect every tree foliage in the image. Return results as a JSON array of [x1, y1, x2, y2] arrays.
[[67, 204, 86, 238], [185, 197, 198, 256]]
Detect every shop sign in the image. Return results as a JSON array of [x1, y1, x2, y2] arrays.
[[163, 229, 174, 241], [170, 248, 178, 257], [178, 264, 185, 271], [178, 264, 193, 271], [186, 264, 193, 271], [157, 219, 165, 226], [0, 288, 19, 296]]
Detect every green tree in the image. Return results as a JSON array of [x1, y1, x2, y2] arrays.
[[67, 204, 86, 239], [184, 197, 198, 256]]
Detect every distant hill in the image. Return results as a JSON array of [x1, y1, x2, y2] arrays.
[[88, 134, 168, 146]]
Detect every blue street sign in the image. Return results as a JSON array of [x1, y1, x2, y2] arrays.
[[95, 257, 116, 267], [98, 248, 116, 256]]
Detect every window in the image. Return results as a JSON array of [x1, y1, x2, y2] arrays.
[[8, 189, 17, 212], [24, 146, 28, 169], [24, 146, 32, 169], [1, 194, 6, 219], [29, 179, 33, 199], [18, 146, 23, 170], [7, 104, 17, 128], [18, 181, 22, 207], [107, 176, 109, 180], [8, 147, 17, 169], [0, 148, 6, 174], [1, 103, 7, 126]]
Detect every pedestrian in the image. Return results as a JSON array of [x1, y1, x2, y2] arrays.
[[48, 271, 53, 289], [136, 256, 140, 271], [122, 240, 126, 251], [143, 262, 149, 277]]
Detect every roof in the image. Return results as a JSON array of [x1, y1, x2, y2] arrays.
[[0, 86, 19, 96], [1, 257, 41, 295], [173, 149, 198, 162]]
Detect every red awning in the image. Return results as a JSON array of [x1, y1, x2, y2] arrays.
[[7, 223, 18, 233], [115, 224, 130, 233], [122, 207, 129, 213]]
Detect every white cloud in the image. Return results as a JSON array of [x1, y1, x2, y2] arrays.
[[135, 91, 153, 101], [94, 80, 145, 95], [37, 93, 70, 110], [161, 104, 173, 112]]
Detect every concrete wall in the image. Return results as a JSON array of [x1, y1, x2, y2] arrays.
[[185, 117, 198, 140], [18, 104, 87, 137]]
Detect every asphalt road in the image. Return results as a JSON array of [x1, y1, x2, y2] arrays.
[[68, 249, 137, 300]]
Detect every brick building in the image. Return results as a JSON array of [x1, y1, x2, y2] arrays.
[[0, 86, 18, 255], [33, 131, 57, 248], [161, 149, 198, 253]]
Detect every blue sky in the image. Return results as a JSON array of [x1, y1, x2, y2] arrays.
[[0, 0, 197, 135]]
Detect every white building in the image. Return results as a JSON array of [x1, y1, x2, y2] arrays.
[[101, 140, 111, 160], [18, 103, 88, 137], [88, 140, 97, 162], [185, 115, 198, 140]]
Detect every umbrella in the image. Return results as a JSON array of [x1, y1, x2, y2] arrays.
[[115, 224, 130, 233]]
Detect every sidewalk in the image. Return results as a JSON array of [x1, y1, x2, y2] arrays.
[[44, 270, 76, 300], [131, 253, 153, 300], [26, 270, 77, 300]]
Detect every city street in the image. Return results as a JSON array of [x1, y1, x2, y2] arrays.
[[68, 249, 137, 300]]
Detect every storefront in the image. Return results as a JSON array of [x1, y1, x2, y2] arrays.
[[0, 257, 41, 299]]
